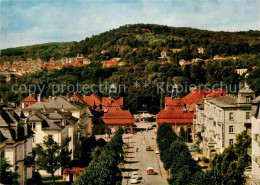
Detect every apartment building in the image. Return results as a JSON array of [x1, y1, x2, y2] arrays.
[[0, 104, 33, 185], [251, 96, 260, 185], [197, 84, 254, 158]]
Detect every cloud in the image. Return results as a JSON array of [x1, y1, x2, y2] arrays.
[[0, 0, 259, 49]]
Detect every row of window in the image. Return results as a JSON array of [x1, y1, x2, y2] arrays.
[[229, 112, 250, 121]]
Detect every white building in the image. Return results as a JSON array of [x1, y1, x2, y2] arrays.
[[198, 47, 205, 54], [0, 104, 33, 185], [22, 96, 93, 175], [251, 96, 260, 185], [195, 84, 254, 158], [236, 68, 248, 76]]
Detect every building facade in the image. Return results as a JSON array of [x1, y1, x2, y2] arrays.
[[0, 104, 33, 185], [197, 85, 254, 158], [251, 96, 260, 185]]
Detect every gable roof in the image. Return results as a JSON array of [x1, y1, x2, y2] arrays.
[[21, 94, 37, 103]]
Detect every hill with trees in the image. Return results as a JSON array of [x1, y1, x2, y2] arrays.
[[0, 24, 260, 114]]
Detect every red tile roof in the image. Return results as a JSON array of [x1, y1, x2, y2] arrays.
[[102, 109, 134, 125], [72, 92, 86, 104], [157, 89, 226, 125], [84, 93, 102, 108], [162, 48, 167, 53], [21, 94, 37, 103], [63, 167, 84, 174]]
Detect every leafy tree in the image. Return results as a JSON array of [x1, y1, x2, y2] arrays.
[[179, 127, 186, 142], [35, 135, 71, 185], [0, 158, 19, 185]]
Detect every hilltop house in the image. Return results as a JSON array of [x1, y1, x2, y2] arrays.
[[198, 47, 205, 54], [156, 89, 226, 142], [102, 58, 121, 68], [0, 104, 33, 185], [213, 55, 221, 60], [195, 84, 254, 158], [160, 49, 167, 59]]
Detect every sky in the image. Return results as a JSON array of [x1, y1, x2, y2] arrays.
[[0, 0, 259, 49]]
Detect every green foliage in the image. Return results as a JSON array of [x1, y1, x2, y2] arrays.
[[0, 158, 19, 185], [194, 131, 251, 185], [35, 135, 71, 185], [74, 130, 123, 185]]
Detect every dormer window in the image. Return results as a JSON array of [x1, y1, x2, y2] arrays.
[[116, 108, 119, 111]]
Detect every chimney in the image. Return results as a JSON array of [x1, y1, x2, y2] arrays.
[[0, 99, 3, 104], [49, 96, 51, 101], [83, 94, 86, 99], [52, 96, 56, 101], [37, 94, 41, 102], [108, 97, 112, 104]]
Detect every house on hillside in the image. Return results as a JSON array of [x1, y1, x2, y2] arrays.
[[198, 47, 205, 54], [213, 55, 221, 60], [160, 48, 167, 59]]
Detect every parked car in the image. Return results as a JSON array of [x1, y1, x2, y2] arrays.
[[131, 171, 139, 179], [130, 177, 138, 184], [146, 167, 155, 175], [155, 149, 160, 154], [146, 146, 152, 151], [188, 145, 199, 152]]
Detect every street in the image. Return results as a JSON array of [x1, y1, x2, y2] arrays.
[[122, 123, 168, 185]]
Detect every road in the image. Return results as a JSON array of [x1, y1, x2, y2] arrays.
[[122, 123, 168, 185]]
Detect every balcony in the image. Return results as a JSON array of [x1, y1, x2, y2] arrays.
[[252, 175, 260, 185], [253, 134, 260, 145], [252, 154, 260, 166]]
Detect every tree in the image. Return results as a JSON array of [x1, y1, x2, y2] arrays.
[[35, 135, 71, 185], [179, 127, 186, 142], [75, 130, 123, 185], [0, 158, 19, 185]]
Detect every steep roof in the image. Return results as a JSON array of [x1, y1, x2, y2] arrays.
[[21, 94, 37, 103], [84, 93, 102, 108]]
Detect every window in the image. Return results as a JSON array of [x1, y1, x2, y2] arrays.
[[229, 112, 234, 121], [229, 139, 234, 145], [246, 96, 251, 103], [29, 123, 36, 130], [229, 126, 234, 133], [15, 147, 17, 162], [246, 112, 250, 120]]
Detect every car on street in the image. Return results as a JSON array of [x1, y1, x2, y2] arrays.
[[188, 145, 199, 152], [130, 176, 138, 184], [131, 171, 139, 179], [146, 146, 152, 151], [146, 167, 155, 175]]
